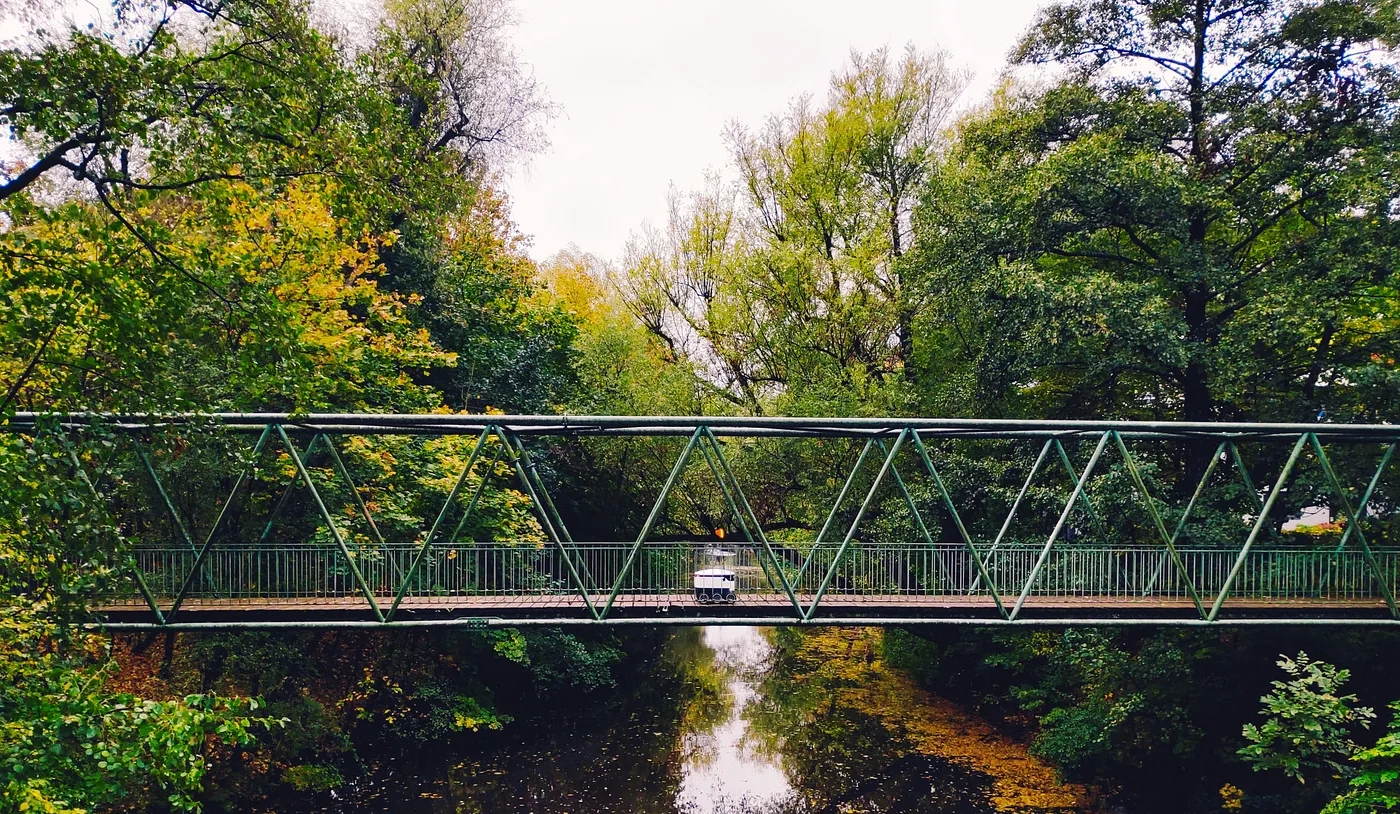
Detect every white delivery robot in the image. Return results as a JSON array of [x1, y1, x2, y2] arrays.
[[694, 546, 737, 604]]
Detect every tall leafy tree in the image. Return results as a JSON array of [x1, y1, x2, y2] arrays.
[[909, 0, 1400, 423], [619, 46, 966, 411]]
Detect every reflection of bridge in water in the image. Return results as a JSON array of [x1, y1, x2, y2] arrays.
[[12, 413, 1399, 628]]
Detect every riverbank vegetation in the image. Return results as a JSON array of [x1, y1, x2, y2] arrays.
[[2, 0, 1400, 811]]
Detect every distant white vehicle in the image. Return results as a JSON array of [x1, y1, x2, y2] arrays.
[[693, 568, 737, 604]]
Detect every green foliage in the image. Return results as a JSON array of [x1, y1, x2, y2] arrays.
[[518, 630, 625, 694], [613, 46, 966, 412], [0, 607, 277, 813], [1240, 653, 1376, 783], [908, 0, 1400, 423], [1323, 702, 1400, 814], [279, 764, 344, 793]]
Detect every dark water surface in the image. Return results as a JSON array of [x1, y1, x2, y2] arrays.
[[293, 627, 1082, 814]]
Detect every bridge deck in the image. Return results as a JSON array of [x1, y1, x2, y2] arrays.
[[95, 594, 1394, 625]]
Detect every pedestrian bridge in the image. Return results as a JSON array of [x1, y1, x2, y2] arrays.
[[10, 413, 1399, 628]]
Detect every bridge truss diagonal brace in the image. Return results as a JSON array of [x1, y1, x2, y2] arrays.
[[968, 438, 1053, 600], [133, 441, 220, 598], [494, 427, 599, 618], [1054, 439, 1103, 526], [805, 429, 909, 621], [695, 429, 804, 615], [1332, 442, 1396, 555], [1226, 442, 1284, 547], [1009, 431, 1111, 621], [1141, 441, 1228, 597], [387, 427, 497, 620], [1112, 432, 1207, 618], [319, 435, 394, 568], [275, 425, 385, 623], [164, 425, 272, 623], [1207, 434, 1308, 621], [1309, 435, 1398, 618], [600, 428, 704, 619], [971, 440, 1052, 587], [254, 434, 324, 548], [909, 433, 1007, 619], [793, 437, 878, 589], [61, 435, 165, 624], [874, 438, 953, 592]]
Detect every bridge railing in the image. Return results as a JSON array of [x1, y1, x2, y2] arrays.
[[118, 542, 1399, 607]]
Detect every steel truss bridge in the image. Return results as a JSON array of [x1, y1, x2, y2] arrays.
[[8, 413, 1400, 629]]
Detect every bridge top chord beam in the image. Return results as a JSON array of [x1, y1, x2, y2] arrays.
[[6, 412, 1400, 442]]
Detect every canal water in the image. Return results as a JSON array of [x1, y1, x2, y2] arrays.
[[300, 627, 1085, 813]]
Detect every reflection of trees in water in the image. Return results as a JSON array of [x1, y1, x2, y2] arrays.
[[742, 628, 1001, 814], [666, 627, 732, 769], [440, 649, 699, 814], [299, 627, 1024, 814], [311, 639, 700, 814]]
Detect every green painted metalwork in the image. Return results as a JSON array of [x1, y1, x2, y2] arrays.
[[1309, 434, 1398, 618], [498, 430, 596, 593], [388, 428, 493, 620], [794, 437, 877, 588], [1010, 432, 1110, 621], [1333, 443, 1396, 554], [165, 425, 272, 621], [1207, 434, 1308, 621], [256, 434, 323, 547], [321, 434, 392, 558], [491, 427, 599, 619], [694, 432, 803, 614], [1141, 441, 1228, 596], [601, 428, 703, 618], [63, 439, 166, 624], [966, 438, 1052, 599], [133, 441, 219, 597], [1113, 432, 1206, 618], [806, 429, 909, 620], [1054, 438, 1102, 525], [275, 425, 385, 623], [6, 414, 1400, 627], [874, 438, 952, 591], [909, 432, 1007, 619]]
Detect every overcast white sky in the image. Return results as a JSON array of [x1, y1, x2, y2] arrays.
[[503, 0, 1049, 263]]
